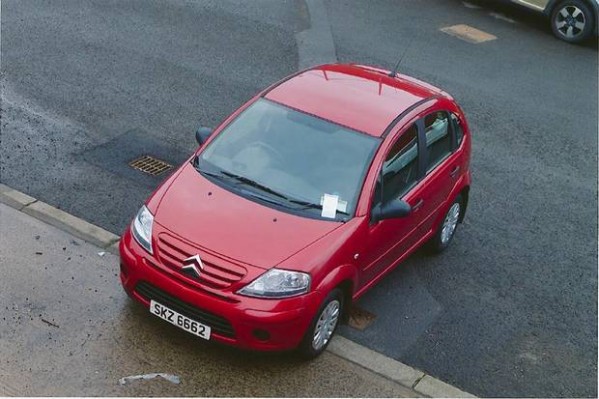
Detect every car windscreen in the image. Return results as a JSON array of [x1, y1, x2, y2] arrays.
[[196, 98, 380, 220]]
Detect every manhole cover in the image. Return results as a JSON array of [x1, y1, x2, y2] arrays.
[[129, 155, 173, 176], [348, 306, 377, 331]]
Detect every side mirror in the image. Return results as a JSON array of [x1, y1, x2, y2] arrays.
[[372, 199, 411, 223], [195, 127, 213, 145]]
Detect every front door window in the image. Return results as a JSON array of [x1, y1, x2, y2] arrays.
[[375, 124, 419, 207]]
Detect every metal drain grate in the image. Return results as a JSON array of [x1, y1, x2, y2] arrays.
[[129, 155, 173, 176], [348, 306, 377, 331]]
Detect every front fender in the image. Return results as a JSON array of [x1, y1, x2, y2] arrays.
[[313, 264, 359, 300]]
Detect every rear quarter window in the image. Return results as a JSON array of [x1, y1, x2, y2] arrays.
[[424, 111, 452, 173], [451, 113, 464, 147]]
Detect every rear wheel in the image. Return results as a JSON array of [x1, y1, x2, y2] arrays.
[[551, 0, 595, 43], [298, 289, 343, 359], [428, 195, 462, 254]]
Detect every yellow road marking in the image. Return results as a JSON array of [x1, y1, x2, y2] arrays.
[[440, 24, 497, 43]]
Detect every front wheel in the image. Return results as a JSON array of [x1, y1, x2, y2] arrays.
[[298, 289, 343, 359], [551, 0, 595, 43]]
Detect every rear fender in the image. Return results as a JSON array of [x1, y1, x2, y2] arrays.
[[431, 173, 471, 233]]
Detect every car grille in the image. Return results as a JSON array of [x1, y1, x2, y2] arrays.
[[156, 233, 247, 289], [135, 281, 235, 338]]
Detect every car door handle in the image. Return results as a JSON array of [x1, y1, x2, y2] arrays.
[[450, 166, 461, 178], [412, 199, 424, 212]]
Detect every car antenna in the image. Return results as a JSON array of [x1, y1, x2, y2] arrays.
[[388, 57, 402, 78], [388, 42, 412, 77]]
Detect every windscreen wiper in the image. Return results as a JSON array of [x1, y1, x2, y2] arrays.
[[193, 160, 286, 199], [221, 171, 350, 216], [192, 157, 226, 180], [220, 171, 289, 200], [196, 163, 348, 216]]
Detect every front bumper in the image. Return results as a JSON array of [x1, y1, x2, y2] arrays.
[[119, 229, 323, 351]]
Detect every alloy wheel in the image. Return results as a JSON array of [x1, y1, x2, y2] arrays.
[[555, 5, 586, 39], [312, 299, 340, 351], [441, 202, 461, 245]]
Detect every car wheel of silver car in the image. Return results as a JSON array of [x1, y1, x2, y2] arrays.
[[551, 0, 595, 43], [299, 288, 343, 359], [428, 194, 463, 254]]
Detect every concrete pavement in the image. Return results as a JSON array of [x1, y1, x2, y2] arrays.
[[0, 188, 476, 397], [0, 201, 421, 397]]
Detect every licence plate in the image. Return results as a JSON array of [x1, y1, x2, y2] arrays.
[[150, 300, 211, 340]]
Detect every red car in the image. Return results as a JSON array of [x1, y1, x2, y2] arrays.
[[119, 64, 472, 358]]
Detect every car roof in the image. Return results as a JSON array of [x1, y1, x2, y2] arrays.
[[264, 64, 447, 137]]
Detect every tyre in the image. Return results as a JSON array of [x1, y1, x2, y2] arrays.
[[298, 289, 344, 359], [428, 194, 462, 254], [550, 0, 595, 43]]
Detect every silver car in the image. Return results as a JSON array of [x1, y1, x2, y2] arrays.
[[511, 0, 598, 42]]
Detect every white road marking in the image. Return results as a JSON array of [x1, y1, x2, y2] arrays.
[[489, 12, 517, 24], [462, 1, 482, 9]]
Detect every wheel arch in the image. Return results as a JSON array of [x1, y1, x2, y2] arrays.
[[336, 279, 354, 321], [313, 265, 358, 320]]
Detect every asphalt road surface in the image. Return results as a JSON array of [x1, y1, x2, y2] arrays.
[[1, 0, 597, 397]]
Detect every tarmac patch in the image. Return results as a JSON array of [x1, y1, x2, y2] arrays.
[[79, 129, 189, 188], [348, 306, 377, 331], [440, 24, 497, 43]]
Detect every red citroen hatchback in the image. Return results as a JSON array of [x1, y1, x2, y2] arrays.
[[119, 64, 471, 357]]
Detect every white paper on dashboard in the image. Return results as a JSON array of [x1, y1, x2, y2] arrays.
[[321, 194, 339, 218]]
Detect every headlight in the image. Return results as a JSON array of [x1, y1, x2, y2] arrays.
[[131, 205, 154, 254], [238, 269, 311, 298]]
